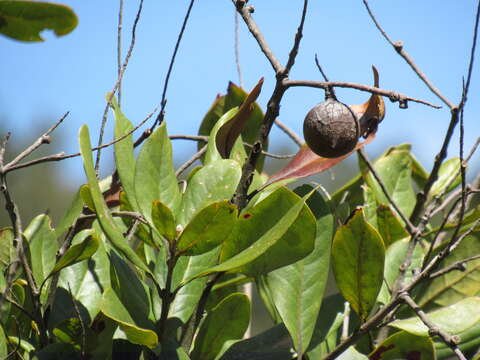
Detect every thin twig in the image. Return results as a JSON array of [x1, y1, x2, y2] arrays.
[[117, 0, 124, 106], [461, 0, 480, 109], [429, 254, 480, 279], [5, 105, 157, 173], [358, 148, 417, 234], [284, 0, 308, 73], [284, 79, 441, 109], [273, 119, 303, 147], [5, 112, 69, 169], [153, 0, 197, 129], [233, 1, 283, 74], [0, 132, 11, 166], [175, 145, 207, 177], [95, 0, 144, 172], [234, 10, 244, 88], [401, 293, 466, 360], [362, 0, 455, 109]]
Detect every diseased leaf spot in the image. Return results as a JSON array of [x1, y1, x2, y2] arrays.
[[243, 213, 252, 219]]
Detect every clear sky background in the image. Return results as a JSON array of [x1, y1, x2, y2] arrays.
[[0, 0, 479, 189]]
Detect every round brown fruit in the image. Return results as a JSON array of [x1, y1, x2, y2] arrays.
[[303, 98, 359, 158]]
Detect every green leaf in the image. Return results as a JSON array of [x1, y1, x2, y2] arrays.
[[79, 125, 150, 274], [204, 108, 239, 165], [109, 251, 155, 327], [376, 204, 409, 247], [0, 227, 14, 272], [332, 208, 385, 320], [368, 331, 434, 360], [377, 239, 424, 305], [101, 287, 158, 349], [391, 297, 480, 336], [53, 228, 110, 325], [0, 1, 77, 42], [364, 149, 416, 217], [50, 230, 99, 275], [217, 324, 292, 360], [262, 185, 334, 356], [417, 233, 480, 309], [169, 249, 221, 323], [135, 122, 181, 221], [151, 200, 177, 243], [307, 294, 346, 359], [435, 321, 480, 358], [191, 293, 250, 360], [0, 322, 6, 358], [24, 214, 57, 288], [204, 187, 316, 279], [54, 188, 83, 239], [111, 94, 139, 212], [430, 157, 461, 198], [177, 159, 241, 226], [177, 200, 237, 256]]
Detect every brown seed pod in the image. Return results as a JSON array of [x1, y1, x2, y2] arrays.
[[303, 97, 360, 158]]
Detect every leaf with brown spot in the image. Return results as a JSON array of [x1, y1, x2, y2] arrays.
[[215, 78, 264, 158]]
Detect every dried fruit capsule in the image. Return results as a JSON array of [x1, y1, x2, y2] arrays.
[[303, 96, 359, 158]]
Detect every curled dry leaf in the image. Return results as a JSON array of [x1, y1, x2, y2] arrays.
[[350, 66, 385, 138], [215, 78, 264, 158]]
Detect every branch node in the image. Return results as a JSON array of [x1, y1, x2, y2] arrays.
[[451, 335, 461, 345], [399, 99, 408, 109], [246, 5, 254, 13], [428, 327, 440, 337], [41, 136, 51, 144], [393, 40, 404, 52]]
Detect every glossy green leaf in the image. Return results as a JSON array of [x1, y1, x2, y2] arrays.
[[335, 347, 367, 359], [109, 251, 155, 327], [50, 230, 99, 275], [54, 188, 83, 239], [430, 157, 461, 198], [54, 228, 110, 325], [79, 184, 95, 211], [135, 122, 181, 221], [202, 187, 315, 279], [177, 159, 241, 226], [0, 227, 14, 272], [363, 184, 378, 228], [435, 321, 480, 358], [364, 149, 416, 217], [218, 324, 292, 360], [417, 234, 480, 309], [191, 293, 250, 360], [0, 322, 6, 358], [100, 287, 158, 349], [368, 331, 434, 360], [204, 108, 239, 165], [0, 1, 78, 42], [24, 214, 57, 288], [169, 249, 220, 323], [263, 185, 334, 356], [391, 297, 480, 336], [111, 94, 139, 212], [177, 200, 237, 256], [332, 208, 385, 320], [377, 239, 424, 305], [79, 125, 150, 274], [307, 294, 346, 359], [151, 200, 176, 243], [409, 150, 429, 188], [376, 204, 409, 247]]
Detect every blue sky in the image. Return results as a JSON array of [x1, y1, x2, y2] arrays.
[[0, 1, 478, 188]]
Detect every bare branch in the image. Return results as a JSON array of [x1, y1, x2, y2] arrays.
[[362, 0, 455, 109], [96, 0, 144, 172], [284, 0, 308, 73], [176, 145, 207, 177], [153, 0, 197, 129], [284, 79, 441, 109], [234, 1, 283, 74], [401, 293, 466, 360], [273, 118, 303, 147], [6, 112, 69, 169], [429, 254, 480, 279]]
